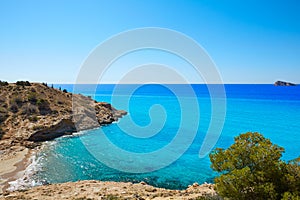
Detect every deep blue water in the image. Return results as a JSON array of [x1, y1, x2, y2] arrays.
[[34, 84, 300, 190]]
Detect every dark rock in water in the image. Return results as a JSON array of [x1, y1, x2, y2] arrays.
[[274, 81, 297, 86]]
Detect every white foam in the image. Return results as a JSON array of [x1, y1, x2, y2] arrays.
[[7, 153, 44, 191]]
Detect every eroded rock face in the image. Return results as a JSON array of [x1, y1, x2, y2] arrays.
[[28, 103, 127, 142], [28, 119, 76, 142], [95, 102, 127, 125], [274, 81, 297, 86]]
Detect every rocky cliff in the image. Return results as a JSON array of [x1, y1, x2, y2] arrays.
[[0, 81, 126, 146]]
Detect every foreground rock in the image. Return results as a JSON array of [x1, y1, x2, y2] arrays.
[[0, 180, 217, 200], [274, 80, 297, 86]]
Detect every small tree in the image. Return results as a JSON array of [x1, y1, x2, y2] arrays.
[[210, 132, 299, 200], [282, 157, 300, 198], [0, 80, 8, 86], [16, 81, 31, 86]]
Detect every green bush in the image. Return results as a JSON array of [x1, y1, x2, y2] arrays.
[[11, 96, 23, 105], [16, 81, 31, 86], [37, 99, 51, 115], [21, 104, 38, 115], [28, 92, 37, 104], [37, 99, 49, 108], [28, 115, 38, 122], [32, 125, 46, 131], [9, 102, 19, 113], [210, 132, 300, 200], [0, 108, 8, 123], [0, 126, 4, 139], [0, 80, 8, 86], [0, 96, 6, 104]]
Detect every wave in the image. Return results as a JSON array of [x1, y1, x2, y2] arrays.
[[7, 141, 57, 191], [7, 153, 43, 191]]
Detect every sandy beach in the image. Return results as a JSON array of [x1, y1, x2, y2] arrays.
[[0, 147, 30, 193], [0, 146, 219, 199]]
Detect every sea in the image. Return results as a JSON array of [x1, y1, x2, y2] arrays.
[[10, 84, 300, 190]]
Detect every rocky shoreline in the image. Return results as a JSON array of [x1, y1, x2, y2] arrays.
[[0, 180, 217, 200], [0, 82, 218, 199], [0, 82, 127, 193]]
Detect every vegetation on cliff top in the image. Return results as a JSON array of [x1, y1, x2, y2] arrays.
[[210, 132, 300, 200]]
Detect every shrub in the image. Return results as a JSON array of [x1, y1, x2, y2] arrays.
[[9, 102, 19, 113], [210, 132, 300, 200], [0, 113, 8, 123], [32, 125, 46, 131], [63, 89, 68, 93], [28, 92, 37, 104], [282, 157, 300, 198], [0, 107, 8, 123], [16, 81, 31, 86], [0, 80, 8, 86], [11, 96, 23, 106], [0, 96, 6, 103], [0, 126, 4, 139], [21, 104, 38, 115], [37, 99, 51, 115], [28, 115, 38, 122]]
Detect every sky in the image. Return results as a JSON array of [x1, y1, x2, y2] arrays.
[[0, 0, 299, 84]]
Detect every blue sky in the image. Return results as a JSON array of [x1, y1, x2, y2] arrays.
[[0, 0, 299, 83]]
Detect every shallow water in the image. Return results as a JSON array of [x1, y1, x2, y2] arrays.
[[28, 84, 300, 190]]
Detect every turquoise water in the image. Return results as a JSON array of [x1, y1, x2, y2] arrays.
[[33, 84, 300, 189]]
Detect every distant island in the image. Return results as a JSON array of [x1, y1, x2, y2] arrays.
[[274, 80, 297, 86]]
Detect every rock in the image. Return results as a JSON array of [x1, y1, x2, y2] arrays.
[[28, 118, 77, 142], [145, 187, 157, 192], [274, 81, 297, 86], [140, 181, 147, 185], [0, 180, 218, 199], [192, 182, 199, 187], [0, 82, 127, 144]]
